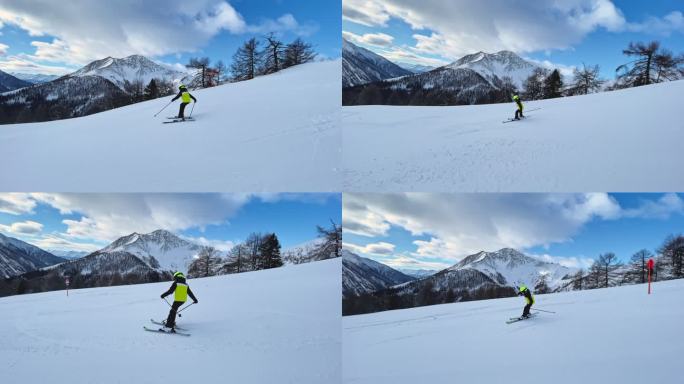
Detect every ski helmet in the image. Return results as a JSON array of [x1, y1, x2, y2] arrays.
[[173, 271, 185, 279], [178, 84, 187, 90]]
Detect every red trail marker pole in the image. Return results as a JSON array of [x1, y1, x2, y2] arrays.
[[647, 259, 654, 294]]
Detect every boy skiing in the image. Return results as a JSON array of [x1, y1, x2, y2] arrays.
[[171, 84, 197, 120], [517, 284, 534, 318], [512, 94, 524, 120], [160, 272, 198, 331]]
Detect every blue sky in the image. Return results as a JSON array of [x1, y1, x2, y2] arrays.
[[342, 0, 684, 78], [343, 193, 684, 271], [0, 193, 341, 253], [0, 0, 340, 75]]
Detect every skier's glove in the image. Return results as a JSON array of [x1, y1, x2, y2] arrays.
[[193, 299, 198, 304], [160, 294, 165, 299]]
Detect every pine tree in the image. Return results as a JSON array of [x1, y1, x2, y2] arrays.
[[258, 233, 283, 269], [231, 38, 262, 81], [283, 38, 317, 69], [542, 69, 564, 99], [143, 79, 160, 100], [311, 220, 342, 260]]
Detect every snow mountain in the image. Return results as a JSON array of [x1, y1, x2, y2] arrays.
[[343, 50, 541, 105], [446, 50, 538, 89], [395, 248, 575, 296], [67, 55, 188, 91], [343, 249, 415, 297], [0, 233, 65, 278], [48, 250, 90, 260], [10, 72, 60, 84], [397, 268, 437, 278], [100, 229, 203, 273], [342, 38, 412, 88], [0, 69, 32, 92], [398, 63, 437, 74], [0, 55, 188, 124]]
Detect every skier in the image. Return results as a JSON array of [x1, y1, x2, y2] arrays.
[[171, 84, 197, 120], [517, 284, 534, 318], [160, 271, 198, 331], [512, 93, 524, 120]]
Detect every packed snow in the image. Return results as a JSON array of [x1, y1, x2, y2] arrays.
[[343, 278, 682, 384], [342, 80, 684, 192], [0, 60, 341, 192], [0, 259, 341, 384]]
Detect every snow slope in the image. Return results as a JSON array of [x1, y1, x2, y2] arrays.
[[0, 60, 341, 192], [343, 80, 684, 191], [343, 278, 683, 384], [0, 259, 341, 384]]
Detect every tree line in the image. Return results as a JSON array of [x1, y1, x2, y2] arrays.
[[521, 40, 684, 101], [187, 221, 341, 278]]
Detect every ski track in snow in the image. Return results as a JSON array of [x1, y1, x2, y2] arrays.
[[342, 80, 684, 192], [0, 259, 341, 384], [343, 279, 683, 384], [0, 61, 341, 192]]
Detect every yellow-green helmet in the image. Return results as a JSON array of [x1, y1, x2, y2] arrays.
[[173, 271, 185, 279], [512, 94, 520, 101], [518, 284, 527, 292]]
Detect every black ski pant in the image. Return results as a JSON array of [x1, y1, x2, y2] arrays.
[[522, 303, 532, 317], [178, 102, 190, 119], [515, 108, 524, 119], [165, 301, 184, 327]]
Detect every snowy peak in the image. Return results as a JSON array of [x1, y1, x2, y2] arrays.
[[0, 69, 32, 92], [100, 230, 202, 273], [68, 54, 187, 89], [446, 248, 575, 291], [446, 50, 539, 88], [0, 233, 65, 278], [342, 249, 415, 297], [342, 38, 412, 87]]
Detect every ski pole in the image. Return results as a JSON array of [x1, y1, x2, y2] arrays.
[[163, 297, 172, 307], [177, 302, 194, 317], [532, 308, 556, 314], [154, 101, 172, 117], [189, 102, 196, 118]]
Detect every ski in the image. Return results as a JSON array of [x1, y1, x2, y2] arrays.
[[143, 326, 191, 336], [503, 116, 531, 124], [166, 116, 194, 120], [506, 313, 536, 324], [163, 119, 195, 124], [150, 319, 187, 331]]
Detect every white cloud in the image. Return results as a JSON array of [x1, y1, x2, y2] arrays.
[[0, 193, 37, 215], [248, 14, 318, 37], [343, 241, 396, 255], [21, 193, 251, 243], [531, 253, 595, 270], [627, 11, 684, 36], [31, 234, 101, 253], [0, 54, 73, 75], [0, 220, 43, 235], [343, 31, 395, 47], [623, 193, 684, 219], [344, 193, 625, 265], [183, 235, 235, 252], [0, 43, 8, 55], [343, 0, 628, 59], [0, 0, 312, 71]]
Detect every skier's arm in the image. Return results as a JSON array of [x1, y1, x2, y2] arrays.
[[190, 94, 197, 103], [161, 282, 177, 298], [171, 90, 182, 102], [187, 287, 198, 303]]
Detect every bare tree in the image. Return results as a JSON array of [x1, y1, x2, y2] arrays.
[[659, 234, 684, 278], [571, 63, 605, 95], [597, 252, 622, 288], [262, 33, 286, 75], [283, 38, 317, 68], [186, 57, 211, 88], [523, 67, 549, 100], [627, 249, 652, 284], [231, 38, 262, 81], [214, 60, 228, 85], [616, 41, 683, 87]]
